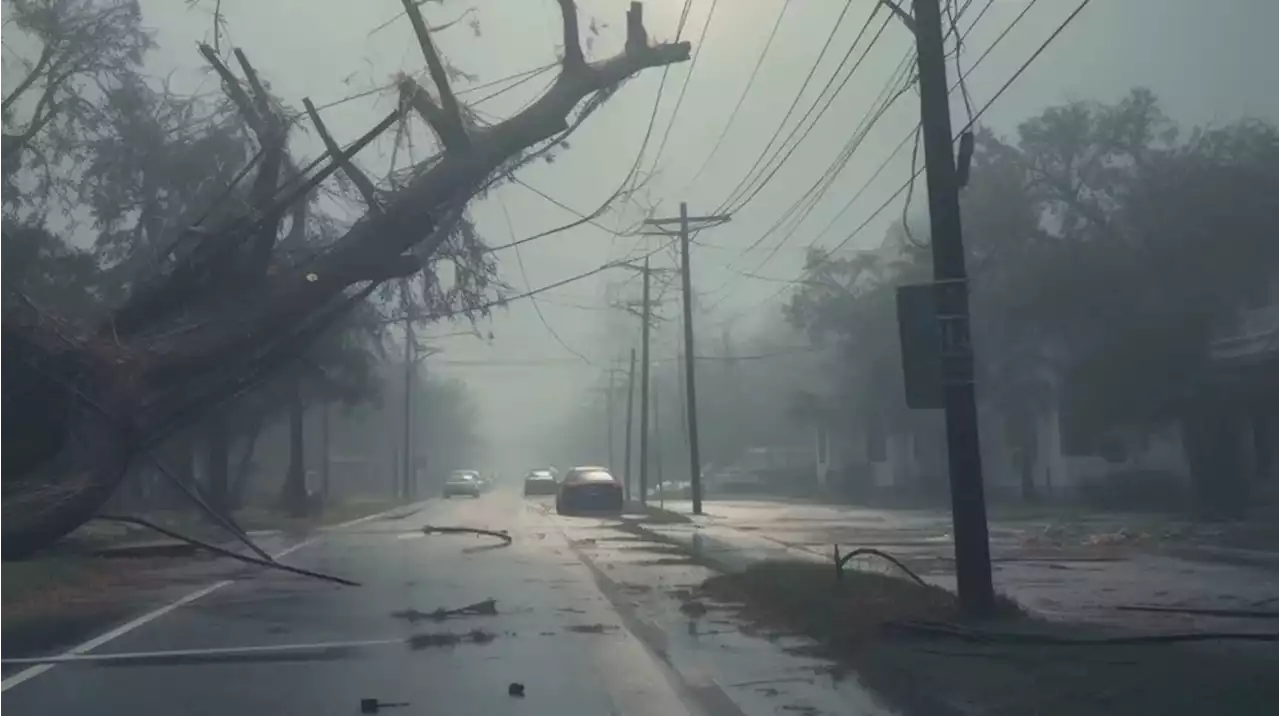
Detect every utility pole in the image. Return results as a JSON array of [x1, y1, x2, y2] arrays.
[[320, 401, 331, 503], [639, 257, 652, 504], [623, 348, 637, 502], [909, 0, 995, 614], [643, 203, 731, 515], [613, 260, 676, 504], [402, 318, 413, 502], [653, 367, 664, 506], [606, 361, 617, 478]]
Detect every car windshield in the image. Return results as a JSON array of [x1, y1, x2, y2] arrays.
[[567, 470, 615, 483], [528, 470, 553, 479], [448, 471, 477, 482]]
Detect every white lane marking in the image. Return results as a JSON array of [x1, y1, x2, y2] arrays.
[[1, 502, 419, 692], [2, 637, 408, 666]]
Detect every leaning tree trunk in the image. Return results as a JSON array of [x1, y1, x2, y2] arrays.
[[205, 408, 231, 516], [2, 0, 690, 558], [280, 378, 308, 517], [1, 317, 136, 559], [229, 412, 264, 510]]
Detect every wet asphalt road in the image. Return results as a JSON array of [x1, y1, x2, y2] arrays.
[[0, 491, 727, 716]]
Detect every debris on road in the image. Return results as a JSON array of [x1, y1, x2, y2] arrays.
[[405, 628, 497, 650], [420, 525, 513, 546], [507, 683, 525, 698], [564, 624, 618, 634], [359, 698, 409, 713], [390, 598, 498, 624]]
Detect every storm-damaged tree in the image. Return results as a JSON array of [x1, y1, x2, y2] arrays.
[[2, 0, 153, 208], [3, 0, 692, 559]]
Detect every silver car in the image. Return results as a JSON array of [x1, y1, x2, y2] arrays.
[[442, 470, 482, 498]]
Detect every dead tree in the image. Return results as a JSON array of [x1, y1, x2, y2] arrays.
[[2, 1, 690, 559]]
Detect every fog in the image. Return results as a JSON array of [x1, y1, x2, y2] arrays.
[[72, 1, 1253, 468], [4, 0, 1275, 508]]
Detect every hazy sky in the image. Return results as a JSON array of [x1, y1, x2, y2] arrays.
[[106, 0, 1280, 450]]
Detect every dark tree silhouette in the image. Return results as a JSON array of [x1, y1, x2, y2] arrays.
[[2, 0, 691, 558]]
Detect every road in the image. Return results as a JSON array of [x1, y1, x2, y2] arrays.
[[1, 490, 890, 716]]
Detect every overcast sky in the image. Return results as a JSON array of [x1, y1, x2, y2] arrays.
[[116, 0, 1280, 452]]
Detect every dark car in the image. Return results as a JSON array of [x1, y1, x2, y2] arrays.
[[556, 466, 623, 515], [442, 470, 482, 498], [523, 469, 558, 496]]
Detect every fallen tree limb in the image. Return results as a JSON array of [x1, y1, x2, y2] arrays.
[[94, 515, 360, 587], [421, 525, 513, 545]]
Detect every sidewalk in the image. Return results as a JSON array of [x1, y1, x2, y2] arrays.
[[632, 500, 1278, 635]]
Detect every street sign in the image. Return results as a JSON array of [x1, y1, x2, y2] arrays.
[[896, 283, 944, 409]]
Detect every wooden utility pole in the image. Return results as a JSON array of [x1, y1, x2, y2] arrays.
[[653, 366, 664, 505], [402, 318, 413, 502], [614, 260, 676, 503], [909, 0, 995, 614], [320, 401, 331, 503], [639, 257, 652, 504], [623, 348, 637, 502], [606, 361, 617, 478], [643, 204, 730, 515]]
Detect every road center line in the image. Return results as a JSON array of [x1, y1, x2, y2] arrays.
[[1, 502, 420, 692]]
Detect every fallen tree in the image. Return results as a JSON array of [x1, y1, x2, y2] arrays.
[[2, 0, 690, 559]]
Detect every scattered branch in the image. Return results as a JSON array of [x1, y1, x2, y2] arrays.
[[94, 515, 360, 586], [421, 525, 513, 545]]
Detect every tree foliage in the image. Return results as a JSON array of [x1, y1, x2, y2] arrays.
[[786, 89, 1276, 492], [3, 0, 692, 558]]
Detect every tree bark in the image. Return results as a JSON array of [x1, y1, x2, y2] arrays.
[[205, 408, 231, 515], [280, 378, 308, 517], [229, 413, 263, 510], [319, 401, 331, 504]]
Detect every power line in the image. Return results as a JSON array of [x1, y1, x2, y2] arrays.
[[699, 46, 917, 308], [378, 237, 679, 325], [708, 0, 1005, 278], [707, 0, 1004, 288], [430, 344, 828, 367], [678, 0, 792, 195], [648, 0, 721, 176], [498, 195, 596, 365], [711, 0, 867, 213], [706, 0, 1091, 324], [720, 7, 892, 215]]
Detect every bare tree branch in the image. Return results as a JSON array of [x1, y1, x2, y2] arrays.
[[400, 0, 467, 150], [556, 0, 585, 69], [198, 43, 266, 137], [303, 98, 381, 212], [397, 76, 452, 146], [232, 48, 278, 134]]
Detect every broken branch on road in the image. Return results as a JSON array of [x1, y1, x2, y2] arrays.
[[420, 525, 513, 546], [93, 515, 360, 587], [391, 598, 498, 624]]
